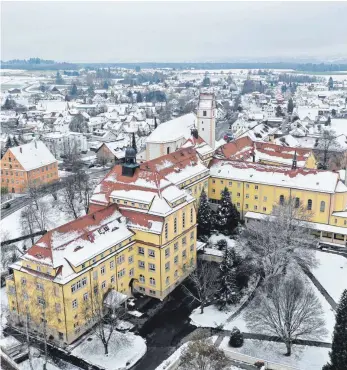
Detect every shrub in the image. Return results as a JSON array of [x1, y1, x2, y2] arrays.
[[228, 327, 244, 347], [216, 239, 228, 251], [254, 360, 265, 369]]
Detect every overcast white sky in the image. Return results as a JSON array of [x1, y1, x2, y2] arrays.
[[1, 1, 347, 62]]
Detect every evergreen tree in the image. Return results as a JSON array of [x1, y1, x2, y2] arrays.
[[70, 84, 78, 96], [87, 85, 95, 97], [136, 92, 143, 103], [131, 132, 137, 153], [197, 188, 213, 238], [324, 290, 347, 370], [215, 187, 240, 235], [216, 247, 240, 308], [13, 136, 19, 146], [229, 327, 244, 348], [328, 77, 334, 91], [55, 71, 64, 84], [5, 137, 13, 150], [276, 105, 283, 117], [287, 98, 294, 114]]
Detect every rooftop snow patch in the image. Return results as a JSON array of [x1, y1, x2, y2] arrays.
[[9, 141, 57, 171]]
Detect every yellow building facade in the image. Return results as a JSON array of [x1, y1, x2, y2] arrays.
[[209, 159, 347, 245]]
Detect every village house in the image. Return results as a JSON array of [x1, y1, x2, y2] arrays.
[[1, 140, 59, 193]]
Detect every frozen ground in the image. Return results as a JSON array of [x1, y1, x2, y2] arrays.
[[220, 338, 329, 370], [71, 330, 147, 370], [312, 250, 347, 303]]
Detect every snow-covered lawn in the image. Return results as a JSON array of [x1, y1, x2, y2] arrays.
[[190, 275, 259, 329], [220, 338, 330, 370], [71, 330, 146, 370], [312, 251, 347, 303], [224, 273, 335, 342], [190, 304, 234, 328], [18, 356, 78, 370]]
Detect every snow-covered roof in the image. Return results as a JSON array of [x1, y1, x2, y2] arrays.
[[245, 211, 347, 235], [146, 113, 196, 144], [9, 140, 57, 171], [209, 159, 340, 194]]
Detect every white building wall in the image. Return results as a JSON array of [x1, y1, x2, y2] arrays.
[[197, 93, 216, 149]]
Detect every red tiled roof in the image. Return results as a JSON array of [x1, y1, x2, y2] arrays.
[[92, 147, 200, 206], [26, 204, 121, 264], [209, 158, 323, 178], [121, 208, 164, 231]]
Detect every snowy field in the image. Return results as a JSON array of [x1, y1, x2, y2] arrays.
[[71, 330, 146, 370], [312, 251, 347, 303], [220, 338, 330, 370]]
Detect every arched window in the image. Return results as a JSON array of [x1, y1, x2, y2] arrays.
[[167, 147, 170, 154], [279, 195, 284, 205], [149, 277, 155, 286], [320, 201, 325, 213], [166, 276, 170, 286], [307, 199, 312, 211], [139, 275, 145, 283]]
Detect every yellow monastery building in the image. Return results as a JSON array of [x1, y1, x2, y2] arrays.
[[6, 93, 347, 346]]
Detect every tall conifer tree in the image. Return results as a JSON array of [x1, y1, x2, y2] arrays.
[[215, 187, 240, 235], [323, 289, 347, 370], [197, 188, 213, 238]]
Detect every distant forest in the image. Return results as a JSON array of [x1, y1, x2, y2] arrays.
[[1, 58, 347, 72]]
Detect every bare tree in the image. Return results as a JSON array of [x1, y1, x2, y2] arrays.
[[179, 337, 229, 370], [182, 261, 219, 314], [241, 197, 317, 281], [62, 139, 83, 171], [60, 177, 82, 219], [246, 274, 327, 356], [27, 180, 43, 211], [33, 200, 49, 232], [315, 129, 341, 169], [21, 203, 38, 244], [82, 288, 128, 355]]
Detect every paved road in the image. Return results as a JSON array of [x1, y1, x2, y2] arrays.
[[1, 168, 109, 219], [215, 113, 238, 140], [131, 288, 197, 370]]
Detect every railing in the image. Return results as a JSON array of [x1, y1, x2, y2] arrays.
[[222, 347, 300, 370]]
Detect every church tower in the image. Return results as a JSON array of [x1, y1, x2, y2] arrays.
[[197, 92, 216, 149]]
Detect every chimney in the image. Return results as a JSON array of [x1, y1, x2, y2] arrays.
[[252, 152, 256, 163], [292, 150, 297, 170], [20, 147, 22, 153]]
